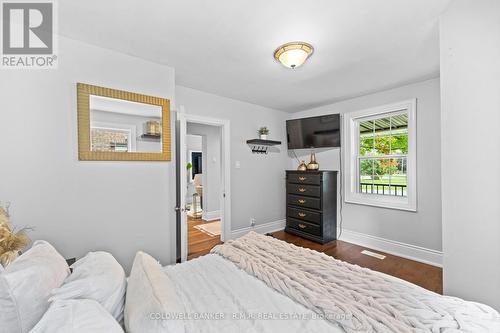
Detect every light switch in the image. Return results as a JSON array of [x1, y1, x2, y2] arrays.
[[235, 161, 241, 169]]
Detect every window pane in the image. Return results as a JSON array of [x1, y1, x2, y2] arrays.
[[390, 157, 407, 197], [391, 132, 408, 154], [91, 128, 129, 152], [359, 120, 374, 156], [374, 134, 392, 156], [359, 158, 407, 197], [390, 113, 408, 155], [359, 159, 373, 193], [359, 158, 390, 195]]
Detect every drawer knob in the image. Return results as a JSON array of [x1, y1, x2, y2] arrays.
[[298, 176, 307, 181], [298, 223, 306, 229], [298, 212, 307, 217], [298, 188, 306, 192], [298, 199, 306, 204]]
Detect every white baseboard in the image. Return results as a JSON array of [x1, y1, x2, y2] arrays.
[[339, 228, 443, 267], [231, 220, 442, 267], [202, 210, 220, 221], [231, 219, 286, 239]]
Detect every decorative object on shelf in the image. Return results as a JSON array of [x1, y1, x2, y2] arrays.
[[290, 149, 308, 171], [140, 133, 161, 140], [274, 42, 314, 69], [0, 202, 32, 267], [246, 139, 281, 154], [145, 120, 161, 136], [297, 161, 308, 171], [258, 127, 269, 140], [306, 152, 319, 170]]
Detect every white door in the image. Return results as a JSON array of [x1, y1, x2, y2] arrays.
[[178, 114, 188, 262]]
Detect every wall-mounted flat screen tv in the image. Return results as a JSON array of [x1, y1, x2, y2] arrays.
[[286, 114, 341, 149]]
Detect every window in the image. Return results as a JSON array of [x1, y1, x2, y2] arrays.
[[91, 127, 132, 152], [343, 99, 416, 211]]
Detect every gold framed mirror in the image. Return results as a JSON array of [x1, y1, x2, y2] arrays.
[[77, 83, 171, 161]]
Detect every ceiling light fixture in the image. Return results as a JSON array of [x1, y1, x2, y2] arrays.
[[274, 42, 314, 69]]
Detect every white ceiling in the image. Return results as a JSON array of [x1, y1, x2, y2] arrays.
[[59, 0, 451, 112]]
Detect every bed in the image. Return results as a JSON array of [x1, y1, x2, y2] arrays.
[[125, 232, 500, 333], [163, 254, 341, 333]]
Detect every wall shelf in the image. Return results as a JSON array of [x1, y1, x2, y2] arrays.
[[246, 139, 281, 154], [140, 133, 161, 141]]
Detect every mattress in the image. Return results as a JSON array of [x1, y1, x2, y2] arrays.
[[163, 254, 343, 333]]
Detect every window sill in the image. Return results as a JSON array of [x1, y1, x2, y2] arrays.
[[345, 193, 417, 212]]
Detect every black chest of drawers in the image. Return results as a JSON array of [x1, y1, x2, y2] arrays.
[[285, 170, 337, 244]]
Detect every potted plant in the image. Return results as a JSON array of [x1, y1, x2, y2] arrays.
[[258, 127, 269, 140]]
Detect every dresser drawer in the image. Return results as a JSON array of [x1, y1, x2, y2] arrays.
[[287, 218, 321, 236], [287, 206, 321, 224], [288, 194, 321, 210], [287, 183, 321, 197], [287, 173, 321, 185]]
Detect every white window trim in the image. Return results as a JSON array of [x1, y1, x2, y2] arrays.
[[343, 99, 417, 211]]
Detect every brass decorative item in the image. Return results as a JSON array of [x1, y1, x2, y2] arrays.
[[297, 160, 307, 171], [145, 120, 161, 136], [306, 152, 319, 170]]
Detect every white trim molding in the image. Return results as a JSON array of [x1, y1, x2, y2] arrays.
[[178, 111, 231, 262], [339, 228, 443, 267], [202, 210, 221, 221], [343, 99, 417, 211], [231, 220, 286, 240]]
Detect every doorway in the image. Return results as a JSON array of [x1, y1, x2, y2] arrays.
[[177, 113, 231, 262]]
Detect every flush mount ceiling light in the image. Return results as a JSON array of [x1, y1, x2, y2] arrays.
[[274, 42, 314, 69]]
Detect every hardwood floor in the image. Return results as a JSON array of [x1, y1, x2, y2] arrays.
[[271, 230, 443, 294], [186, 223, 443, 294], [188, 217, 221, 260]]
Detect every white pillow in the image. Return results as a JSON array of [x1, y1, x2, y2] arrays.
[[125, 251, 185, 333], [0, 240, 69, 333], [50, 251, 126, 322], [30, 299, 124, 333]]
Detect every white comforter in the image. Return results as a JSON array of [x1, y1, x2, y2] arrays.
[[163, 254, 342, 333], [212, 232, 500, 333]]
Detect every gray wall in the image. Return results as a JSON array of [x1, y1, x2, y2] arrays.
[[0, 37, 177, 272], [288, 78, 442, 252], [440, 0, 500, 310], [0, 39, 289, 271], [176, 85, 290, 231]]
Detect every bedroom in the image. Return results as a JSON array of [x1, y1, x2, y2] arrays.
[[0, 0, 499, 332]]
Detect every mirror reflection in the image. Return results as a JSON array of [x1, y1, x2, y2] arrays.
[[90, 95, 163, 153]]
